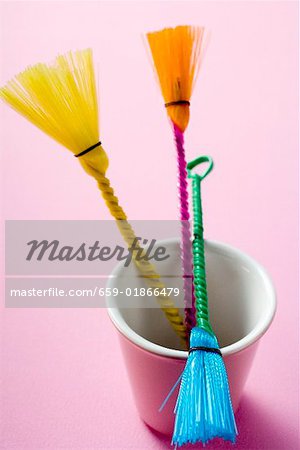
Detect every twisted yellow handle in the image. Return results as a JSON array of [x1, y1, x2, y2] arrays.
[[80, 152, 187, 346]]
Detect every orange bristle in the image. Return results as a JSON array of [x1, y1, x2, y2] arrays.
[[146, 25, 205, 132]]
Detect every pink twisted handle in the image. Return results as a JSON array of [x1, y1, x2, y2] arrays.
[[173, 124, 196, 337]]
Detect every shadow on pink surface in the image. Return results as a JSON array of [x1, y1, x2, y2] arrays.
[[145, 395, 298, 450]]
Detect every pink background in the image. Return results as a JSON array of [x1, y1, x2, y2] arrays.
[[0, 1, 298, 449]]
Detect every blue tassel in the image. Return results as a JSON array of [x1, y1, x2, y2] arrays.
[[172, 327, 237, 446]]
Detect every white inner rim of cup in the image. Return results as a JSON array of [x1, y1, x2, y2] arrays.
[[106, 239, 276, 359]]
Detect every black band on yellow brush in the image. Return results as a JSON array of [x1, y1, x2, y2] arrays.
[[75, 141, 102, 158], [189, 346, 222, 356], [165, 100, 190, 108]]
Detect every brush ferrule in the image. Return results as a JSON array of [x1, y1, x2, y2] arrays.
[[75, 141, 102, 158], [189, 346, 222, 356], [165, 100, 190, 108]]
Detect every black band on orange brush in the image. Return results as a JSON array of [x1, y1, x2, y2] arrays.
[[189, 346, 222, 356], [75, 141, 102, 157], [165, 100, 190, 108]]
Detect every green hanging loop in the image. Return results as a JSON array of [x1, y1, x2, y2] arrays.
[[187, 155, 214, 180], [187, 156, 214, 335]]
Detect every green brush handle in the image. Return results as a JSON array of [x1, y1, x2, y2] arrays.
[[187, 156, 214, 336]]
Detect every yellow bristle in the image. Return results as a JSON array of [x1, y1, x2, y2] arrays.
[[146, 25, 205, 132], [0, 49, 108, 174]]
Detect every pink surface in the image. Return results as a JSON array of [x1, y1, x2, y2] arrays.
[[0, 1, 298, 449]]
